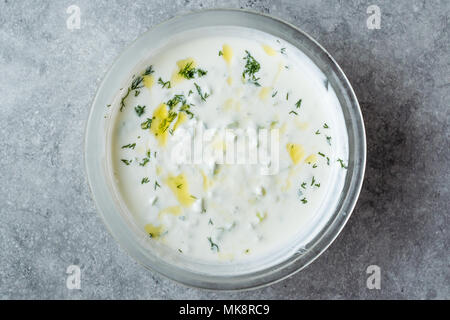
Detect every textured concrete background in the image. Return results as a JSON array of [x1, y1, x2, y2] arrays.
[[0, 0, 448, 299]]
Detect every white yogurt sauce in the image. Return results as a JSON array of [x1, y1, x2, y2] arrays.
[[109, 27, 348, 263]]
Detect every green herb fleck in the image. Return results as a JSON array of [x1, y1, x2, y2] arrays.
[[289, 110, 298, 116], [157, 77, 171, 89], [121, 143, 136, 150], [207, 237, 219, 252], [295, 99, 302, 109], [121, 159, 132, 165], [120, 65, 154, 111], [194, 83, 209, 101], [134, 105, 146, 117], [301, 182, 307, 189], [140, 118, 153, 130], [323, 123, 329, 129], [337, 159, 348, 169], [154, 180, 161, 190], [178, 62, 207, 79], [242, 50, 261, 86], [301, 198, 308, 204], [141, 177, 149, 184]]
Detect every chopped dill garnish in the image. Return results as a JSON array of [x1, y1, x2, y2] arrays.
[[218, 50, 223, 56], [301, 198, 308, 204], [196, 69, 208, 77], [139, 158, 149, 167], [190, 195, 198, 200], [194, 83, 209, 101], [315, 183, 321, 188], [242, 50, 261, 86], [312, 163, 318, 168], [326, 136, 332, 145], [301, 182, 307, 189], [166, 94, 186, 109], [179, 104, 194, 119], [315, 130, 321, 135], [289, 110, 298, 115], [188, 89, 194, 96], [139, 151, 151, 167], [272, 91, 278, 98], [280, 47, 286, 54], [143, 65, 155, 76], [140, 118, 152, 130], [207, 237, 219, 252], [121, 143, 136, 150], [134, 90, 140, 97], [295, 99, 302, 109], [286, 92, 289, 100], [121, 159, 132, 165], [311, 176, 316, 186], [159, 111, 177, 133], [141, 177, 149, 184], [178, 62, 207, 79], [134, 105, 145, 117], [157, 77, 171, 89], [208, 218, 213, 225], [154, 180, 161, 190], [106, 104, 111, 108], [326, 157, 330, 165], [318, 152, 325, 157], [323, 123, 329, 129], [178, 249, 183, 253], [120, 65, 154, 111], [337, 159, 348, 169], [176, 184, 183, 189]]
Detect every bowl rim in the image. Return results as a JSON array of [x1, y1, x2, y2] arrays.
[[84, 8, 366, 291]]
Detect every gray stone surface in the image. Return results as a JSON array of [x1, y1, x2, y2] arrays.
[[0, 0, 448, 299]]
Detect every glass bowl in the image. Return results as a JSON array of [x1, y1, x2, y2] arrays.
[[85, 9, 366, 290]]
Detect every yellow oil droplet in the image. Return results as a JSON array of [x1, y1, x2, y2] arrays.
[[173, 112, 187, 131], [226, 76, 233, 86], [171, 57, 196, 86], [224, 98, 234, 111], [305, 154, 317, 164], [286, 143, 305, 165], [201, 170, 213, 191], [222, 44, 233, 64], [262, 44, 277, 56], [166, 173, 195, 207], [259, 87, 272, 100], [144, 224, 163, 239], [279, 123, 287, 135], [218, 252, 234, 261], [158, 206, 182, 218], [295, 119, 309, 130], [143, 75, 154, 88], [150, 103, 169, 146]]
